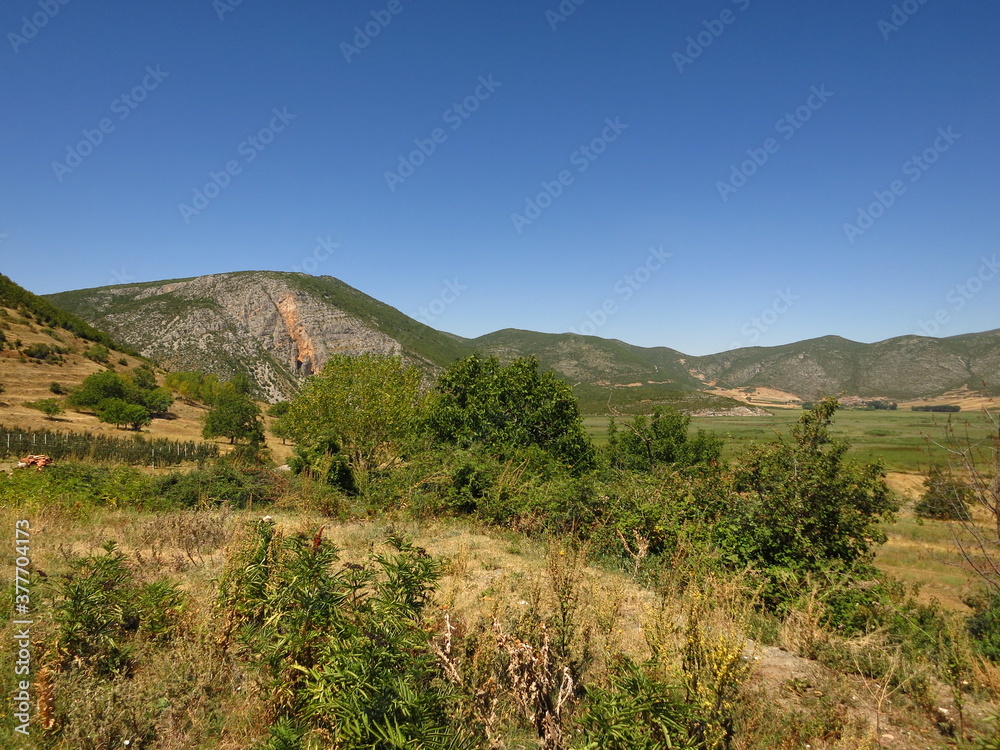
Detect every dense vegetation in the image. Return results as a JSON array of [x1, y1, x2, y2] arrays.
[[0, 273, 136, 354], [2, 353, 998, 748]]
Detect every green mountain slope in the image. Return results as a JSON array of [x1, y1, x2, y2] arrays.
[[47, 271, 472, 401]]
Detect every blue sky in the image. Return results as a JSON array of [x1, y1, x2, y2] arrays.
[[2, 0, 997, 355]]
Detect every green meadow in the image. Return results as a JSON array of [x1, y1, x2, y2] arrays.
[[586, 407, 996, 473]]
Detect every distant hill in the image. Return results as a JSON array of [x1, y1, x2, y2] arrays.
[[43, 271, 1000, 408], [47, 272, 472, 402], [689, 332, 1000, 401]]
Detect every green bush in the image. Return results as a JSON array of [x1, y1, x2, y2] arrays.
[[967, 593, 1000, 662], [50, 541, 186, 677], [575, 657, 697, 749], [219, 522, 474, 748], [915, 466, 973, 521]]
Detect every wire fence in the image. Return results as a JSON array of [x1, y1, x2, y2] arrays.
[[0, 424, 219, 467]]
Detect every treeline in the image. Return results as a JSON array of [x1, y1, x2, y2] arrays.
[[0, 423, 218, 466], [0, 273, 137, 355], [912, 404, 961, 412]]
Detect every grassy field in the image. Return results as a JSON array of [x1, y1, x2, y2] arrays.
[[586, 408, 996, 473]]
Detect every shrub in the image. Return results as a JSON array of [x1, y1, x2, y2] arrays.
[[84, 343, 110, 363], [49, 381, 68, 395], [425, 354, 596, 473], [24, 398, 65, 419], [915, 465, 973, 521], [218, 523, 472, 748], [50, 541, 186, 677]]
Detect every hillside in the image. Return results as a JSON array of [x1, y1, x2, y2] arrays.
[[690, 331, 1000, 401], [43, 271, 1000, 407], [47, 272, 473, 402]]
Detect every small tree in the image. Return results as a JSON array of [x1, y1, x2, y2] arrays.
[[425, 354, 595, 472], [606, 407, 723, 472], [202, 387, 265, 445], [723, 398, 897, 575], [277, 354, 423, 490], [25, 398, 64, 420], [97, 399, 152, 431], [914, 465, 973, 521]]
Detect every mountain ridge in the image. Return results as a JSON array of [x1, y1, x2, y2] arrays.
[[42, 271, 1000, 406]]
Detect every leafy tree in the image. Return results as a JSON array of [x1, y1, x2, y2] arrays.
[[606, 407, 723, 472], [425, 354, 595, 472], [139, 387, 174, 417], [722, 398, 896, 575], [25, 398, 64, 420], [277, 354, 423, 488], [97, 399, 152, 431], [164, 370, 225, 405], [68, 371, 131, 409], [202, 386, 265, 445], [914, 466, 973, 521]]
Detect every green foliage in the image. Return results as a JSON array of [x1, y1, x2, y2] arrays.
[[0, 272, 136, 353], [0, 423, 218, 466], [202, 385, 265, 445], [279, 354, 424, 487], [23, 341, 67, 361], [966, 592, 1000, 662], [912, 404, 961, 412], [219, 522, 472, 748], [606, 407, 723, 472], [152, 463, 276, 508], [720, 399, 897, 579], [426, 354, 596, 472], [84, 343, 110, 363], [97, 398, 152, 431], [267, 400, 291, 418], [68, 369, 172, 424], [49, 381, 68, 395], [915, 465, 973, 521], [575, 657, 697, 749], [164, 370, 225, 405], [68, 370, 130, 408], [24, 397, 65, 419], [51, 541, 186, 676]]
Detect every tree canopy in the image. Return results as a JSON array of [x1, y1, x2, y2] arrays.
[[277, 354, 424, 483], [424, 354, 596, 472]]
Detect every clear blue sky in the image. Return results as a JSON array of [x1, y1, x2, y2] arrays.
[[2, 0, 997, 355]]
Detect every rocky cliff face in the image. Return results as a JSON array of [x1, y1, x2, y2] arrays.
[[52, 273, 421, 401]]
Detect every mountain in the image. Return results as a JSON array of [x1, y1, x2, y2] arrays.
[[689, 332, 1000, 401], [46, 272, 471, 402], [43, 271, 1000, 408]]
